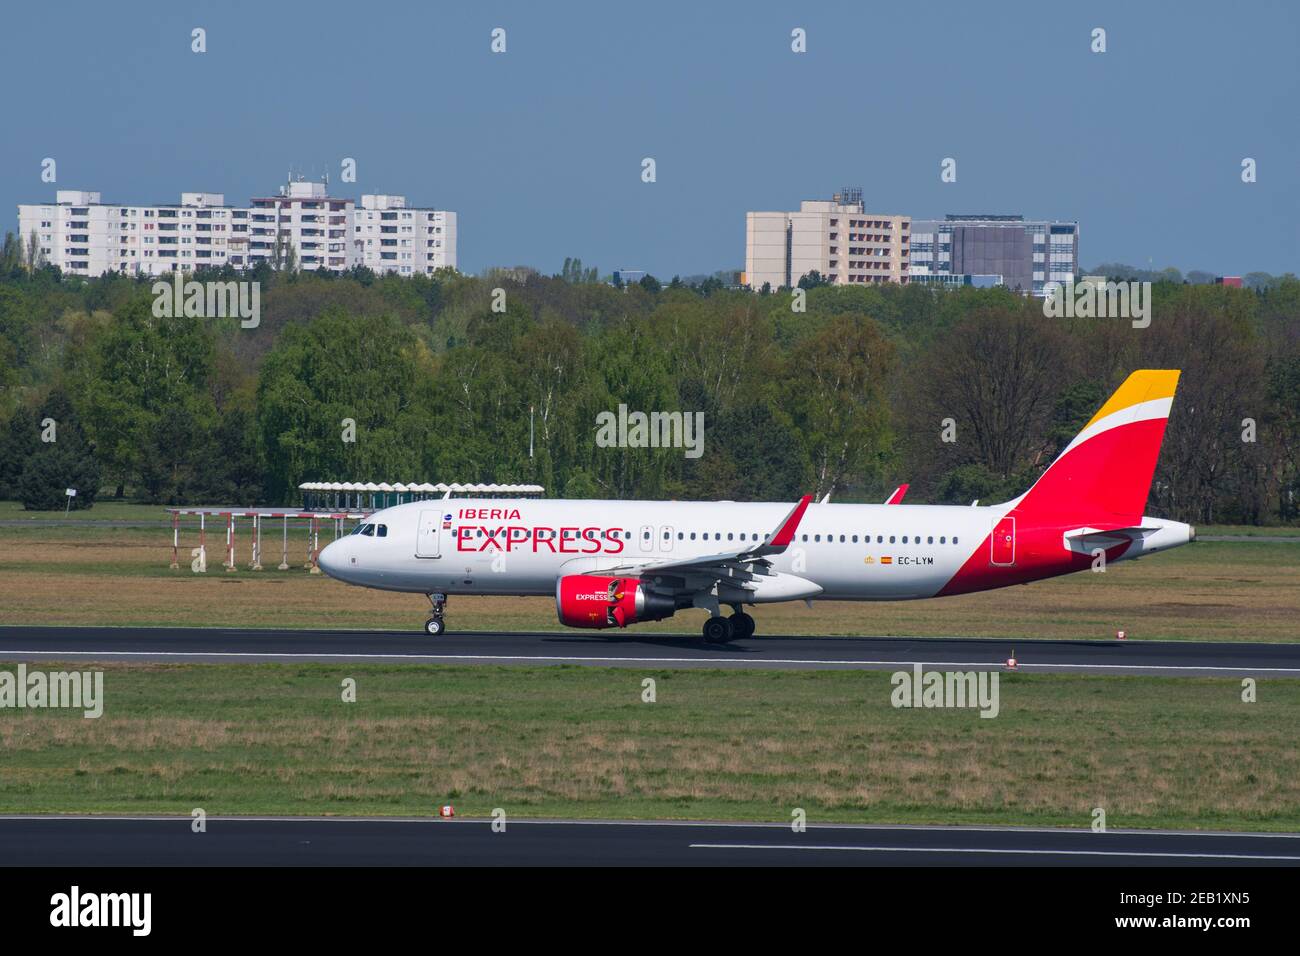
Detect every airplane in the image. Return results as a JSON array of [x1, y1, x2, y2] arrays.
[[318, 369, 1194, 642]]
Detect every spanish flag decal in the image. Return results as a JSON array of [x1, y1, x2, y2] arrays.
[[881, 556, 893, 565]]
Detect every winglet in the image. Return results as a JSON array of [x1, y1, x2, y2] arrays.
[[884, 484, 909, 505], [763, 494, 813, 552]]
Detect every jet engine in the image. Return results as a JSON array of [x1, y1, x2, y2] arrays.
[[555, 575, 677, 629]]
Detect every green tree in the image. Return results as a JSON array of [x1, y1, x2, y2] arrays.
[[0, 406, 39, 496], [784, 313, 895, 499], [257, 312, 434, 502], [0, 232, 23, 277], [16, 436, 100, 511], [68, 295, 219, 501]]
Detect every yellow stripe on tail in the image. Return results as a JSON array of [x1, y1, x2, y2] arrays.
[[1083, 370, 1181, 430]]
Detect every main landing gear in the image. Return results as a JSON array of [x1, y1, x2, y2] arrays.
[[425, 593, 447, 636], [702, 606, 756, 644]]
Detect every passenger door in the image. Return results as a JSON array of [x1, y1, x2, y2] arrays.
[[415, 509, 442, 558]]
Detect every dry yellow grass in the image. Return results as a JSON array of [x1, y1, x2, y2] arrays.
[[1, 529, 1297, 641]]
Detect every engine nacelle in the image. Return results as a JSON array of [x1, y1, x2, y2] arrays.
[[555, 575, 677, 629]]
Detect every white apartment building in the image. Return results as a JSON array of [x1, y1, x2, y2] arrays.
[[353, 194, 457, 275], [17, 190, 247, 276], [745, 193, 910, 290], [247, 181, 355, 271], [17, 182, 457, 277]]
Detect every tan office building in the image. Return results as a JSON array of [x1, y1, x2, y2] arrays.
[[745, 192, 909, 290]]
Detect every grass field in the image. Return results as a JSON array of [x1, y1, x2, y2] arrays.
[[0, 518, 1297, 641], [0, 500, 179, 523], [0, 662, 1295, 830], [3, 506, 1296, 831]]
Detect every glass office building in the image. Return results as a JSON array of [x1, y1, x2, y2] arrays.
[[910, 215, 1078, 297]]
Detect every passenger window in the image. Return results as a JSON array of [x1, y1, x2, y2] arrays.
[[876, 535, 883, 543], [814, 534, 821, 542], [840, 535, 846, 543], [927, 536, 933, 544], [889, 536, 895, 544], [940, 536, 946, 544], [902, 536, 908, 544], [801, 534, 808, 542], [727, 533, 734, 541], [690, 532, 696, 540], [677, 532, 683, 540], [852, 535, 858, 543]]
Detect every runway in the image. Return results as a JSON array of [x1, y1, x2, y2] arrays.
[[0, 625, 1298, 676], [1, 815, 1296, 866]]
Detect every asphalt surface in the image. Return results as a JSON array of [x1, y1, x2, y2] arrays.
[[1, 816, 1296, 866], [0, 625, 1297, 675]]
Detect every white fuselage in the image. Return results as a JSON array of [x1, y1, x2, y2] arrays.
[[321, 497, 1024, 601]]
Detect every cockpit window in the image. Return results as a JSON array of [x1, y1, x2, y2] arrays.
[[377, 524, 387, 537], [357, 523, 375, 536]]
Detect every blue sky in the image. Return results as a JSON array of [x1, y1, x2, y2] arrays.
[[2, 0, 1296, 277]]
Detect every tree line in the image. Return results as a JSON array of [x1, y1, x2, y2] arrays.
[[0, 250, 1297, 525]]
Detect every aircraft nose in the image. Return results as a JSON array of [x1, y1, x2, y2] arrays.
[[318, 539, 347, 579]]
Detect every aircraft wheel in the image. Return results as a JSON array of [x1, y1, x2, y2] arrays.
[[424, 617, 446, 636], [730, 612, 755, 640], [702, 616, 735, 644]]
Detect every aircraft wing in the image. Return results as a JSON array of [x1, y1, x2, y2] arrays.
[[591, 494, 813, 578]]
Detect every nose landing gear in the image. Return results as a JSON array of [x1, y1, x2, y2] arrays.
[[425, 593, 447, 636]]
